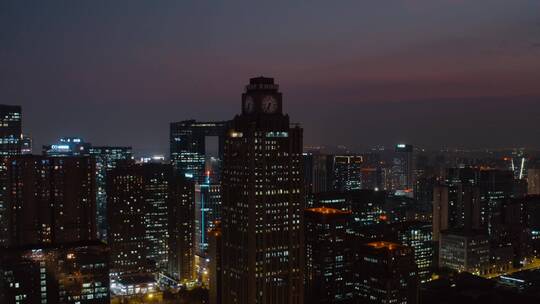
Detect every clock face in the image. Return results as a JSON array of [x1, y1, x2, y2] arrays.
[[244, 96, 254, 113], [261, 95, 278, 113]]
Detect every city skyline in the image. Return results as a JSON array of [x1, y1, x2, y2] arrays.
[[2, 1, 540, 154]]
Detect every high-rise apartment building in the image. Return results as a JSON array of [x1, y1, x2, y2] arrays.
[[221, 77, 304, 304]]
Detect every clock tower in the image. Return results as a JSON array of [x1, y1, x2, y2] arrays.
[[242, 77, 283, 115], [221, 77, 304, 304]]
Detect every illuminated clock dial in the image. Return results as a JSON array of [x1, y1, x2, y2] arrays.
[[261, 96, 278, 113], [244, 96, 254, 113]]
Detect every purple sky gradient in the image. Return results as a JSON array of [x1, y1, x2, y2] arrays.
[[1, 1, 539, 154]]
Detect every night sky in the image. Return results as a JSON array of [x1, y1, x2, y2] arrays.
[[1, 1, 539, 155]]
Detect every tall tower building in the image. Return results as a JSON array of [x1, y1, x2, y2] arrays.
[[356, 242, 419, 304], [0, 105, 22, 157], [0, 105, 22, 247], [392, 144, 414, 193], [7, 155, 97, 247], [89, 146, 133, 241], [221, 77, 304, 304], [304, 207, 354, 303]]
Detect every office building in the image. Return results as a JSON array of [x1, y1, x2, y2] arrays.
[[107, 163, 148, 276], [0, 105, 22, 247], [304, 207, 354, 303], [391, 221, 433, 282], [194, 173, 221, 258], [333, 155, 363, 192], [313, 190, 386, 230], [391, 144, 414, 192], [303, 152, 333, 195], [167, 175, 195, 282], [88, 146, 132, 241], [438, 229, 490, 275], [20, 134, 32, 155], [107, 162, 191, 278], [0, 105, 22, 156], [170, 120, 229, 183], [43, 137, 91, 157], [432, 182, 482, 241], [7, 155, 97, 247], [208, 223, 222, 304], [356, 242, 418, 304], [221, 77, 304, 304]]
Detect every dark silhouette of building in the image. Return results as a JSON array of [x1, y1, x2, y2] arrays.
[[7, 155, 97, 247], [356, 241, 418, 304], [433, 182, 482, 242], [167, 170, 195, 282], [0, 240, 110, 304], [303, 152, 333, 196], [304, 207, 354, 303], [221, 77, 304, 304], [208, 223, 222, 304]]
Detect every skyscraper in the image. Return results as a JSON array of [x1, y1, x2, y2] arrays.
[[432, 182, 482, 242], [391, 144, 414, 193], [107, 163, 148, 277], [333, 155, 363, 192], [356, 242, 418, 304], [221, 77, 304, 304], [107, 162, 194, 280], [89, 146, 133, 241], [170, 120, 229, 183], [0, 105, 22, 247], [7, 155, 97, 247], [0, 105, 22, 157], [304, 207, 354, 303]]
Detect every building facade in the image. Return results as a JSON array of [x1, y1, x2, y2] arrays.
[[221, 77, 304, 304], [356, 242, 418, 304], [0, 104, 22, 247], [7, 156, 97, 247], [304, 207, 354, 303]]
